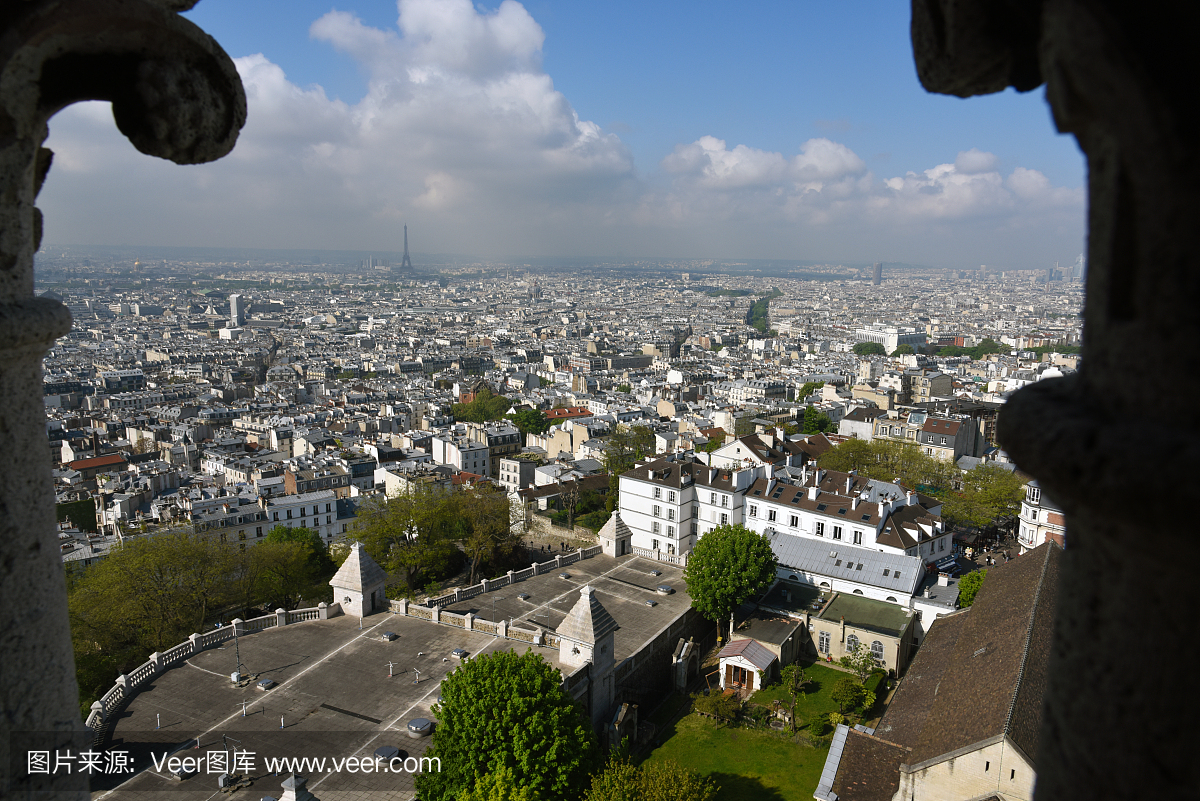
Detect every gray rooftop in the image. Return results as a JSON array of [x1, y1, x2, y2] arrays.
[[767, 529, 922, 597]]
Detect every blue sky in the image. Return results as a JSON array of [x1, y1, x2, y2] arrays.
[[39, 0, 1086, 268]]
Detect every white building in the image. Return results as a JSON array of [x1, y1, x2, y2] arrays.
[[1017, 480, 1065, 554]]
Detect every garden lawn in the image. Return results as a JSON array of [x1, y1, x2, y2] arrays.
[[642, 712, 825, 801], [639, 663, 886, 800]]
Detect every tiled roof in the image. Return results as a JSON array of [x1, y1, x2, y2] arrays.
[[872, 542, 1062, 766], [329, 542, 388, 592], [830, 728, 907, 801], [716, 638, 777, 670]]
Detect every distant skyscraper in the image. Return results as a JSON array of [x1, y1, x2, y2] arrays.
[[872, 262, 883, 285], [229, 293, 245, 326], [399, 224, 414, 271]]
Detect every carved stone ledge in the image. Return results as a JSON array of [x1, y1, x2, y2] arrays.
[[0, 296, 71, 355]]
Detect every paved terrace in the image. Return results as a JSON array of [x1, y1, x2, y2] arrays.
[[91, 554, 691, 801], [92, 613, 559, 801], [438, 553, 692, 662]]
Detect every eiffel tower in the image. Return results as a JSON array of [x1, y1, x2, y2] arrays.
[[399, 224, 414, 271]]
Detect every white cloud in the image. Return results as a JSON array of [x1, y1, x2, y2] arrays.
[[954, 147, 999, 174], [36, 0, 1083, 267]]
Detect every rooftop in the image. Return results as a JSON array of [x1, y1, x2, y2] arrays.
[[818, 593, 914, 638]]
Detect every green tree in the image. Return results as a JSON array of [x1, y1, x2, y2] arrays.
[[635, 759, 719, 801], [508, 408, 550, 436], [601, 424, 655, 495], [958, 569, 987, 607], [585, 752, 717, 801], [352, 484, 462, 592], [852, 342, 886, 356], [778, 663, 811, 735], [459, 483, 516, 585], [417, 650, 597, 801], [802, 405, 834, 434], [891, 344, 915, 356], [683, 524, 777, 642], [839, 642, 877, 683], [700, 431, 726, 453], [831, 676, 866, 713], [456, 766, 539, 801], [616, 384, 631, 393]]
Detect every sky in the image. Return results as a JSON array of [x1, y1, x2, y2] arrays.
[[38, 0, 1087, 269]]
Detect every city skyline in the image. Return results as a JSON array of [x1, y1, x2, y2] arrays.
[[37, 0, 1085, 269]]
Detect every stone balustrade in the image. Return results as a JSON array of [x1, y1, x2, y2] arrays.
[[84, 602, 337, 732]]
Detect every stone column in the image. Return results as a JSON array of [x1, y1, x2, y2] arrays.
[[481, 578, 491, 592], [497, 619, 508, 638], [317, 601, 329, 620], [0, 5, 243, 796], [464, 612, 474, 632], [275, 608, 288, 627], [398, 598, 409, 616], [431, 606, 440, 624], [149, 652, 163, 674], [911, 2, 1200, 797], [190, 633, 202, 653]]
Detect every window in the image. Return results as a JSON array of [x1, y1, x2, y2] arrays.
[[286, 509, 292, 519], [652, 538, 659, 550], [667, 525, 675, 537], [1029, 486, 1041, 504], [940, 436, 948, 445], [710, 492, 717, 504], [720, 513, 729, 526], [853, 530, 862, 544], [749, 505, 758, 517], [273, 512, 279, 521], [668, 508, 675, 521], [816, 522, 825, 537], [668, 490, 676, 502], [985, 762, 990, 772], [256, 526, 262, 537], [768, 509, 777, 522], [818, 631, 830, 654], [691, 522, 698, 536], [652, 522, 661, 535], [721, 495, 729, 507], [833, 526, 842, 540], [653, 505, 661, 517], [939, 539, 945, 552], [847, 634, 859, 652], [883, 568, 889, 576], [654, 487, 662, 499], [790, 515, 799, 528], [872, 641, 885, 662]]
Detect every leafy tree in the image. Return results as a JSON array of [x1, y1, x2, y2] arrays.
[[351, 483, 463, 592], [778, 663, 811, 734], [417, 650, 597, 801], [265, 524, 335, 576], [958, 569, 987, 607], [683, 524, 777, 642], [584, 749, 638, 801], [634, 759, 719, 801], [692, 691, 740, 719], [700, 431, 726, 453], [831, 676, 866, 713], [796, 381, 825, 401], [891, 344, 915, 356], [852, 342, 886, 356], [839, 642, 877, 683], [453, 387, 512, 423], [601, 424, 655, 494], [457, 766, 538, 801], [802, 405, 834, 434], [459, 483, 516, 585], [508, 408, 550, 436], [616, 384, 631, 393]]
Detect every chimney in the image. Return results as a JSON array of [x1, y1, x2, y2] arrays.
[[845, 476, 852, 494], [808, 486, 819, 501], [879, 500, 887, 517], [906, 490, 914, 506], [852, 496, 859, 510]]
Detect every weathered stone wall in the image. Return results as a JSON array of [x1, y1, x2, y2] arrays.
[[0, 3, 244, 797], [912, 1, 1200, 796]]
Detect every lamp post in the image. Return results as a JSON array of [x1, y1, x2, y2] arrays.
[[491, 596, 505, 623]]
